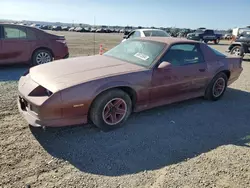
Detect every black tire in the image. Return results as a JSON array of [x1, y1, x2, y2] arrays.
[[31, 49, 53, 66], [90, 89, 132, 132], [230, 46, 244, 57], [213, 39, 220, 44], [204, 72, 228, 101]]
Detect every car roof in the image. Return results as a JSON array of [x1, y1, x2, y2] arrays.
[[138, 37, 200, 45], [0, 23, 36, 29]]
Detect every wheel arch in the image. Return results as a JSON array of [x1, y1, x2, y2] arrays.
[[228, 42, 243, 51], [31, 47, 54, 59], [88, 86, 137, 118]]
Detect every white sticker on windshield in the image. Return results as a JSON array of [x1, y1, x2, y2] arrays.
[[134, 53, 149, 61]]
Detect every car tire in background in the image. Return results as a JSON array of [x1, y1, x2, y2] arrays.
[[204, 72, 228, 101], [90, 89, 132, 132], [31, 49, 53, 66], [230, 46, 244, 57], [214, 39, 220, 44]]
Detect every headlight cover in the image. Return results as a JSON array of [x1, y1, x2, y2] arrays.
[[29, 86, 53, 97]]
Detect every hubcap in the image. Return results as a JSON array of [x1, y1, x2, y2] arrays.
[[36, 52, 52, 64], [212, 78, 226, 97], [231, 48, 241, 56], [102, 98, 127, 125]]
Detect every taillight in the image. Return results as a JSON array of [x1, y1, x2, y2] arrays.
[[56, 39, 66, 43]]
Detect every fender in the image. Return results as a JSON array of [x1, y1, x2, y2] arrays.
[[94, 81, 138, 98], [228, 42, 248, 53]]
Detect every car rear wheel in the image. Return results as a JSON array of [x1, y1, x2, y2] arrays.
[[90, 89, 132, 131], [214, 39, 220, 44], [230, 46, 244, 57], [32, 49, 53, 66], [205, 72, 228, 101]]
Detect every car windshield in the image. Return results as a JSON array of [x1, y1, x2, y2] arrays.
[[143, 30, 170, 37], [104, 40, 166, 67], [195, 29, 205, 34]]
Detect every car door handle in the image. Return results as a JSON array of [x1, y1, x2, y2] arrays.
[[199, 69, 206, 72]]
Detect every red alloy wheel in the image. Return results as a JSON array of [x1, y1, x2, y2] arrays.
[[212, 77, 226, 97], [102, 98, 127, 125]]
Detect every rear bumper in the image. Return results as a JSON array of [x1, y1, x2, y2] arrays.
[[18, 96, 88, 127]]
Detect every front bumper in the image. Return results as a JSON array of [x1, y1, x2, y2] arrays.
[[18, 75, 87, 127], [18, 96, 88, 127]]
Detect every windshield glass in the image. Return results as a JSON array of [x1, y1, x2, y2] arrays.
[[195, 29, 205, 34], [104, 40, 166, 67], [143, 30, 170, 37]]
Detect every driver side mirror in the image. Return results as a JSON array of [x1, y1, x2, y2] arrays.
[[123, 35, 128, 39], [158, 61, 172, 70]]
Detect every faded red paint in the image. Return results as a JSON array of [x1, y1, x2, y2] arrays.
[[18, 37, 243, 128], [0, 24, 69, 65]]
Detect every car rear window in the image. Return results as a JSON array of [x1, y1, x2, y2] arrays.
[[207, 46, 226, 57]]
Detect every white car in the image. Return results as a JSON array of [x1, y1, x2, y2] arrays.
[[122, 29, 171, 42]]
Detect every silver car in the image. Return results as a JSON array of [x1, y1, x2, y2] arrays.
[[122, 29, 171, 42]]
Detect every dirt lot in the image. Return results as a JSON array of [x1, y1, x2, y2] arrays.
[[0, 32, 250, 188]]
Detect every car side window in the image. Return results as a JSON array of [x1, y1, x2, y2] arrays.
[[129, 31, 141, 38], [3, 27, 27, 39], [162, 44, 204, 66]]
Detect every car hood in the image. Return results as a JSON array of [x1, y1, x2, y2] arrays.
[[29, 55, 145, 92]]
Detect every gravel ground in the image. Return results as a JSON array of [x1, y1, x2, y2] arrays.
[[0, 33, 250, 188]]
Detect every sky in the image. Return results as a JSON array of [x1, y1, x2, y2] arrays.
[[1, 0, 250, 29]]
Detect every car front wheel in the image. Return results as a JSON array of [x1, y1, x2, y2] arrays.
[[205, 72, 228, 101], [32, 49, 53, 66], [90, 89, 132, 131]]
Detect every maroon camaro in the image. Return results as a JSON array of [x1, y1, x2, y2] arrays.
[[18, 37, 243, 131], [0, 23, 69, 66]]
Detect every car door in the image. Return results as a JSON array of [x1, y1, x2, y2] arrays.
[[0, 25, 31, 65], [150, 43, 209, 105]]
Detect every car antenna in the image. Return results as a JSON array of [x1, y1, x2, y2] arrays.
[[93, 16, 96, 55]]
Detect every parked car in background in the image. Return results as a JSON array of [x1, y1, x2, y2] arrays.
[[122, 29, 171, 42], [84, 27, 91, 32], [52, 26, 62, 31], [96, 28, 105, 33], [30, 24, 41, 29], [61, 26, 70, 31], [40, 25, 52, 30], [90, 28, 96, 32], [69, 27, 75, 31], [187, 29, 222, 44], [223, 33, 233, 40], [74, 27, 84, 32], [227, 31, 250, 57], [18, 37, 242, 131], [0, 23, 69, 66]]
